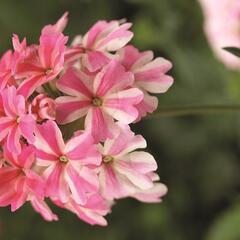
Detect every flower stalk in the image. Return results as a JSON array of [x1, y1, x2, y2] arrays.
[[148, 104, 240, 119]]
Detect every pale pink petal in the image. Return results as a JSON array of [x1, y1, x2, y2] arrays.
[[17, 75, 48, 98], [10, 178, 28, 211], [115, 160, 154, 190], [19, 114, 36, 144], [104, 124, 146, 156], [25, 170, 45, 197], [35, 120, 65, 156], [65, 164, 88, 205], [68, 199, 108, 226], [31, 197, 58, 221], [65, 165, 99, 205], [38, 31, 68, 70], [135, 58, 173, 93], [44, 163, 69, 203], [104, 88, 143, 123], [94, 60, 134, 97], [82, 20, 108, 48], [12, 34, 27, 52], [17, 145, 35, 169], [131, 51, 154, 70], [56, 96, 90, 124], [35, 149, 58, 163], [135, 92, 158, 121], [117, 45, 142, 70], [96, 23, 133, 51], [56, 67, 92, 98], [1, 86, 20, 117], [41, 12, 68, 34], [125, 151, 157, 173], [99, 164, 135, 200], [65, 132, 101, 166], [85, 107, 117, 143], [7, 125, 21, 155], [0, 117, 14, 142], [132, 183, 168, 203], [82, 51, 111, 72]]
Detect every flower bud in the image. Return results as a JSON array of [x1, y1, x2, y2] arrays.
[[30, 94, 56, 121]]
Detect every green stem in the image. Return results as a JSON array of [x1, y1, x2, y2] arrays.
[[43, 83, 60, 98], [147, 104, 240, 119]]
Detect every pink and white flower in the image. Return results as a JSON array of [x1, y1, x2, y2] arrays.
[[15, 17, 68, 97], [199, 0, 240, 69], [0, 86, 35, 155], [0, 14, 171, 224], [117, 45, 173, 120], [65, 20, 133, 72], [56, 60, 143, 142], [0, 145, 45, 211], [34, 120, 101, 205], [0, 50, 16, 90], [97, 124, 166, 201]]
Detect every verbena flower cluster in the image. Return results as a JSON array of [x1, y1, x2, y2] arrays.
[[0, 13, 173, 226]]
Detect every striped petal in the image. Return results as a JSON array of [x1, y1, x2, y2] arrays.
[[65, 131, 101, 166], [93, 60, 134, 97], [103, 88, 143, 124], [56, 96, 90, 124], [56, 67, 92, 98], [85, 107, 118, 143], [35, 120, 65, 156], [135, 57, 173, 93]]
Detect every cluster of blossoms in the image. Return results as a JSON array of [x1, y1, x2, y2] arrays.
[[0, 13, 173, 226], [199, 0, 240, 70]]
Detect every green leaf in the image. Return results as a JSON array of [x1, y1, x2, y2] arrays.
[[223, 47, 240, 57], [205, 202, 240, 240]]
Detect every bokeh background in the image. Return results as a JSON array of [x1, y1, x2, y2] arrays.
[[0, 0, 240, 239]]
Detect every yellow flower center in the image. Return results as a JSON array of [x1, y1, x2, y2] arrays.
[[92, 97, 103, 107], [45, 68, 53, 75], [103, 155, 114, 163], [16, 117, 21, 124], [59, 155, 68, 163]]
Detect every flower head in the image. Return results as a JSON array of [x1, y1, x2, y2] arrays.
[[0, 13, 172, 225]]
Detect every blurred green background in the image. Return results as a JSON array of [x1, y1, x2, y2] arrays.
[[1, 0, 240, 239]]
